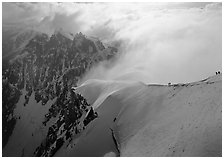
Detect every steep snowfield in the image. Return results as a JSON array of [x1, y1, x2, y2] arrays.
[[65, 74, 222, 157], [3, 90, 57, 156]]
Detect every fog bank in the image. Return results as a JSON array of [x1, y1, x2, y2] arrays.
[[3, 2, 222, 84]]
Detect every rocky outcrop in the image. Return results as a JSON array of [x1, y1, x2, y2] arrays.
[[2, 30, 117, 154], [34, 90, 97, 157]]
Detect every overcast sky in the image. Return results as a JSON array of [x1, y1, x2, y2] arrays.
[[2, 2, 222, 84]]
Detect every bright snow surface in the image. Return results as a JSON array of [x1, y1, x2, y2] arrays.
[[4, 74, 221, 156], [65, 74, 222, 157]]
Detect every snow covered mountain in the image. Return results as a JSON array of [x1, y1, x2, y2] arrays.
[[2, 26, 221, 157], [2, 29, 117, 156], [2, 2, 221, 157], [69, 74, 221, 157]]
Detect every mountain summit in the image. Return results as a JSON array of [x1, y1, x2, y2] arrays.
[[2, 27, 221, 157], [72, 74, 221, 157], [2, 29, 118, 156]]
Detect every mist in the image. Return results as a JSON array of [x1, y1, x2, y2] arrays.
[[79, 2, 222, 84], [3, 2, 222, 84]]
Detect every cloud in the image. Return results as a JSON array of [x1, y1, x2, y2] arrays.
[[78, 3, 222, 84], [2, 2, 222, 84], [36, 11, 84, 35]]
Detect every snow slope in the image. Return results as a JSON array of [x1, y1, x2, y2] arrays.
[[64, 74, 222, 157], [3, 89, 57, 156]]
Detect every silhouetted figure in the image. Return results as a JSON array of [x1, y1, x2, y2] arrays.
[[168, 83, 171, 86], [216, 72, 217, 75]]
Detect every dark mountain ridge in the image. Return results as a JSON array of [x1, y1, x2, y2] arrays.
[[2, 29, 118, 156]]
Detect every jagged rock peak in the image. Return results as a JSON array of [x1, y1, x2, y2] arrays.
[[74, 32, 86, 39]]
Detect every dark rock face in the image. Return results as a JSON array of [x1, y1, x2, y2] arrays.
[[2, 30, 117, 155], [2, 80, 21, 147], [34, 90, 96, 157]]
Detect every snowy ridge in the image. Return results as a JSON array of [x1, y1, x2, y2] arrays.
[[66, 74, 222, 157], [74, 79, 143, 109]]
